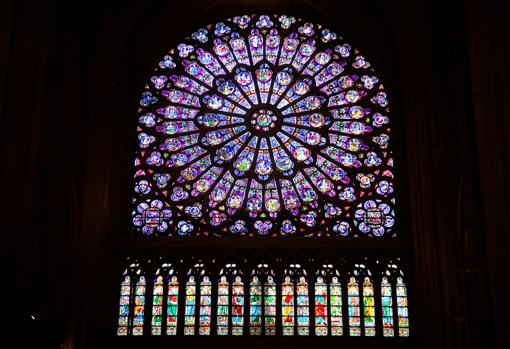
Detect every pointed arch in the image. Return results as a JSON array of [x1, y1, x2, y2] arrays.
[[282, 263, 309, 336], [347, 276, 361, 336], [314, 276, 328, 335], [315, 263, 343, 336], [216, 263, 244, 335], [347, 263, 374, 336], [198, 276, 212, 335], [396, 276, 410, 337], [249, 262, 276, 335], [184, 261, 209, 335], [362, 276, 376, 336], [217, 275, 229, 335], [249, 275, 262, 335], [150, 262, 178, 335], [151, 275, 164, 335], [232, 276, 245, 335], [132, 276, 147, 335], [119, 10, 410, 340], [167, 275, 179, 335], [116, 262, 146, 336], [184, 276, 197, 335], [381, 276, 394, 336], [116, 275, 131, 336], [380, 260, 410, 337]]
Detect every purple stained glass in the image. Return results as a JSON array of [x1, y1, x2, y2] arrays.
[[132, 14, 395, 237]]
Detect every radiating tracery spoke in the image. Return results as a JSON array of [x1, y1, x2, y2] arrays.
[[133, 14, 395, 237]]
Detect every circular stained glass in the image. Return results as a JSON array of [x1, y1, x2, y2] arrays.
[[133, 14, 395, 237]]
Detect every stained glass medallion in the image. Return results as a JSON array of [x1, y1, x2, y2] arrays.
[[133, 14, 395, 237]]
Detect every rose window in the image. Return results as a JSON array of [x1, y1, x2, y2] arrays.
[[133, 14, 395, 237]]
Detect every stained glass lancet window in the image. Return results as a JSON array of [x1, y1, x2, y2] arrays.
[[217, 276, 229, 335], [296, 276, 310, 335], [149, 263, 178, 335], [282, 276, 295, 335], [199, 276, 212, 335], [347, 276, 361, 336], [282, 264, 309, 336], [264, 276, 277, 335], [117, 276, 131, 336], [167, 275, 179, 335], [249, 263, 276, 335], [249, 263, 276, 336], [232, 276, 245, 335], [396, 277, 410, 336], [117, 263, 145, 336], [116, 259, 410, 337], [132, 13, 395, 238], [132, 276, 146, 335], [184, 262, 209, 335], [380, 260, 410, 337], [249, 276, 262, 335], [315, 264, 343, 336], [216, 263, 244, 335], [330, 276, 343, 335], [363, 276, 376, 336], [381, 276, 394, 337], [347, 263, 375, 336], [314, 276, 328, 335], [184, 276, 196, 335], [151, 275, 164, 335]]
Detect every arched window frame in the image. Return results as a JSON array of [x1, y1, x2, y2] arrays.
[[315, 263, 343, 336], [116, 10, 413, 344], [282, 263, 309, 336], [347, 262, 376, 337], [249, 262, 276, 336], [150, 262, 178, 335], [381, 260, 410, 337], [216, 263, 245, 335], [183, 261, 210, 335], [116, 262, 146, 336]]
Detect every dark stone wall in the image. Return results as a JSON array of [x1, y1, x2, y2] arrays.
[[2, 0, 508, 348]]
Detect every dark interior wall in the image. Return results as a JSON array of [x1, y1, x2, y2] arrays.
[[463, 2, 510, 347], [2, 0, 508, 348]]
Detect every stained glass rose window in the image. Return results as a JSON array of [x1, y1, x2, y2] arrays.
[[132, 14, 395, 237]]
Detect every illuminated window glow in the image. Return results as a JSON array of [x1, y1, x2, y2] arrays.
[[363, 277, 376, 336], [117, 276, 131, 336], [282, 276, 295, 336], [184, 276, 196, 335], [381, 277, 394, 337], [397, 277, 410, 337], [348, 277, 361, 336], [116, 260, 409, 337], [131, 14, 395, 238], [151, 276, 164, 335], [232, 276, 244, 335], [217, 276, 229, 335], [315, 277, 328, 336], [167, 276, 179, 335], [199, 277, 212, 335], [133, 277, 146, 336]]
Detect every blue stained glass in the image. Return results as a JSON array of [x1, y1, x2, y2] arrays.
[[133, 13, 395, 237]]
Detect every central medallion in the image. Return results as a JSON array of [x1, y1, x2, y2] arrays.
[[250, 108, 277, 132]]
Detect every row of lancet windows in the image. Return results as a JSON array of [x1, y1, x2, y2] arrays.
[[117, 261, 409, 337]]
